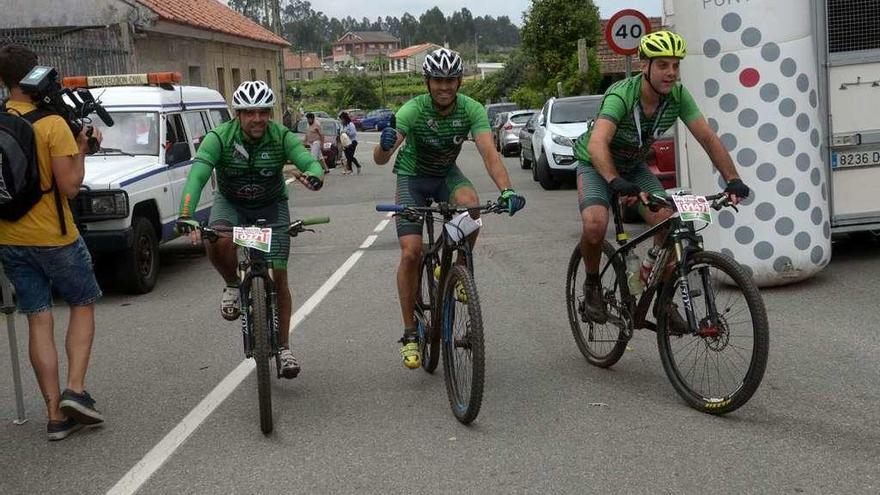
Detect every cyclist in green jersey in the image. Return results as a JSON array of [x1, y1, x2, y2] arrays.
[[175, 80, 324, 378], [572, 31, 751, 327], [373, 48, 526, 369]]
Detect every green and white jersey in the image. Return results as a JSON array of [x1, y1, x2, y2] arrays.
[[393, 93, 491, 177], [179, 119, 322, 215], [573, 74, 702, 172]]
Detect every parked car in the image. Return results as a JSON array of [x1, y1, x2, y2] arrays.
[[531, 95, 602, 190], [340, 108, 366, 129], [648, 128, 677, 189], [296, 117, 342, 168], [305, 110, 331, 119], [494, 110, 536, 156], [361, 108, 394, 130], [518, 113, 539, 169], [485, 102, 518, 126]]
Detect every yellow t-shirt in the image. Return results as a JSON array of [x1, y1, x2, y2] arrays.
[[0, 100, 80, 246]]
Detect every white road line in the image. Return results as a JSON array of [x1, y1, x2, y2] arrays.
[[106, 217, 392, 495]]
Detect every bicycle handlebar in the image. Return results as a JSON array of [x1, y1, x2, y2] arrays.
[[642, 192, 737, 213], [375, 201, 508, 216], [196, 217, 330, 242]]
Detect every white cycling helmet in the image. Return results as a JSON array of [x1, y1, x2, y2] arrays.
[[422, 48, 463, 78], [232, 80, 276, 109]]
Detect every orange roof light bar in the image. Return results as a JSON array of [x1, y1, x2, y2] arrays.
[[62, 72, 182, 88]]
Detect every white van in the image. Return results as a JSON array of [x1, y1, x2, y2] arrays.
[[71, 72, 230, 293]]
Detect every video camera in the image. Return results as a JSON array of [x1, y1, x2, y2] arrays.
[[18, 66, 114, 154]]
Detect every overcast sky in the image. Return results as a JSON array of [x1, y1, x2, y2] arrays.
[[307, 0, 662, 25]]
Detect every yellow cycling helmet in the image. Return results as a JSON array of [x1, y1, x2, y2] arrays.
[[639, 31, 687, 59]]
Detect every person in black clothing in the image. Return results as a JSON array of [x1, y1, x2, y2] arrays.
[[339, 112, 361, 174]]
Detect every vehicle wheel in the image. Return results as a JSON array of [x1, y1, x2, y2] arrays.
[[566, 242, 630, 367], [531, 154, 539, 181], [536, 150, 560, 190], [116, 216, 159, 294], [251, 277, 274, 434], [656, 251, 769, 415], [520, 151, 532, 170], [441, 264, 485, 424], [417, 251, 440, 373]]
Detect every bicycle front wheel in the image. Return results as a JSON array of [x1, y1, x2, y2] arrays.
[[656, 251, 769, 415], [441, 264, 485, 424], [417, 252, 440, 373], [566, 241, 630, 368], [251, 277, 274, 434]]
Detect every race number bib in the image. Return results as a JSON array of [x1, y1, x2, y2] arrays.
[[672, 194, 713, 224], [232, 227, 272, 253]]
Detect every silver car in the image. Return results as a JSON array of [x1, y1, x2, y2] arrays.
[[493, 110, 536, 157]]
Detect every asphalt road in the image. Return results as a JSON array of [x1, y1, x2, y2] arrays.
[[2, 131, 879, 494]]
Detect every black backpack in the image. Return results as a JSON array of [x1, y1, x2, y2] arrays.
[[0, 105, 68, 233]]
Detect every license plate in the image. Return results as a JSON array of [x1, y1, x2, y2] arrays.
[[832, 149, 880, 169]]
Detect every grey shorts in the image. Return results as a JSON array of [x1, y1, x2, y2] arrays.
[[209, 194, 291, 269], [576, 161, 667, 212]]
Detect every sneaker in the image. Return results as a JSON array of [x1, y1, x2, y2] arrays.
[[59, 389, 104, 425], [221, 286, 240, 321], [278, 347, 301, 379], [399, 334, 421, 369], [433, 265, 467, 303], [664, 303, 690, 335], [583, 281, 608, 324], [47, 417, 82, 441]]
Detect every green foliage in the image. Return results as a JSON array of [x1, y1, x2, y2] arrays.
[[458, 50, 529, 104], [509, 86, 545, 109], [333, 74, 380, 110], [521, 0, 601, 77]]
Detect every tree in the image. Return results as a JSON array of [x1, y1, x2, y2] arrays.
[[521, 0, 601, 77], [334, 74, 381, 110], [418, 7, 447, 45]]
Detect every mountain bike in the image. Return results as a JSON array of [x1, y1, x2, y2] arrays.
[[376, 201, 508, 424], [200, 216, 330, 434], [566, 191, 768, 415]]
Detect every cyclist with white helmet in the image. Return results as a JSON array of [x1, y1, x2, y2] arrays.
[[176, 80, 324, 378], [373, 48, 526, 369], [572, 31, 750, 329]]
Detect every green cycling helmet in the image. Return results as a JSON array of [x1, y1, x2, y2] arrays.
[[639, 30, 687, 59]]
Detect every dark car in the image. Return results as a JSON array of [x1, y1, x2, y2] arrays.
[[361, 108, 394, 130], [485, 102, 518, 126], [296, 118, 342, 168], [494, 110, 536, 156], [518, 113, 540, 169], [340, 108, 366, 130]]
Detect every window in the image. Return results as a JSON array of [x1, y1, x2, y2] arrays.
[[216, 67, 226, 98], [188, 66, 201, 86], [183, 111, 209, 150], [231, 68, 241, 88], [164, 114, 191, 165], [210, 109, 231, 126], [307, 71, 313, 81], [369, 44, 375, 48], [828, 0, 880, 53], [250, 68, 257, 81], [266, 70, 272, 87]]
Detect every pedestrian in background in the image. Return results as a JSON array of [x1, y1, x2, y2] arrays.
[[304, 112, 329, 174], [0, 44, 106, 441], [339, 111, 361, 175]]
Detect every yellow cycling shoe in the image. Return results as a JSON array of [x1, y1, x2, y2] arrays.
[[434, 266, 468, 303], [399, 338, 421, 369]]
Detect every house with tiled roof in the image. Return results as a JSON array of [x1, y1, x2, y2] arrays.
[[332, 31, 401, 66], [1, 0, 290, 113], [388, 43, 441, 74], [284, 51, 326, 81]]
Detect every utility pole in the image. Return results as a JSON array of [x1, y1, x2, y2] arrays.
[[270, 0, 286, 112], [378, 54, 387, 107]]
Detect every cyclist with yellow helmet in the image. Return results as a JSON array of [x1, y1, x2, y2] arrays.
[[572, 31, 750, 328]]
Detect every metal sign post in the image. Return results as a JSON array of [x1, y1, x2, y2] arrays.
[[605, 9, 652, 78], [0, 264, 27, 425]]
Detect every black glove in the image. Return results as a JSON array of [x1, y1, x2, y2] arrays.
[[608, 177, 641, 197], [306, 174, 323, 191], [175, 216, 200, 235], [725, 178, 750, 198]]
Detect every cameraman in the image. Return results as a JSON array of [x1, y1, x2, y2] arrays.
[[0, 44, 105, 441]]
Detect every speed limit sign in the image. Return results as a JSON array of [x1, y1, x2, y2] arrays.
[[605, 9, 652, 56]]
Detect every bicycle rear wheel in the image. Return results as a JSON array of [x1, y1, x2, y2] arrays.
[[566, 241, 631, 368], [251, 277, 274, 434], [656, 251, 769, 415], [417, 252, 440, 373], [441, 264, 485, 424]]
